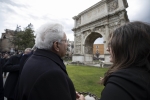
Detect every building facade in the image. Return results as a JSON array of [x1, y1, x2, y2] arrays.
[[93, 44, 104, 55], [0, 29, 16, 53]]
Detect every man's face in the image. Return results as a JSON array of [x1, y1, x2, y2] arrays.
[[58, 33, 68, 57]]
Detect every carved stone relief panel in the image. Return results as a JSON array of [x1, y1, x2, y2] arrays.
[[97, 4, 105, 14], [81, 18, 106, 32], [109, 21, 121, 33], [75, 34, 81, 43], [85, 46, 93, 54], [81, 4, 106, 25], [83, 30, 91, 39], [74, 29, 81, 36], [74, 29, 81, 34], [87, 10, 93, 18], [108, 0, 118, 12], [77, 17, 81, 26], [118, 11, 127, 25], [109, 15, 119, 22], [119, 11, 125, 19], [94, 26, 105, 33], [75, 45, 81, 54]]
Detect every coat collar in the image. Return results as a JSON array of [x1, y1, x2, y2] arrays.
[[33, 49, 68, 75]]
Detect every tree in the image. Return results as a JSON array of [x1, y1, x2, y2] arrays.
[[12, 23, 35, 50], [12, 31, 24, 50], [21, 23, 35, 49]]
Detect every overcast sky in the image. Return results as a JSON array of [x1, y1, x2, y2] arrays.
[[0, 0, 150, 44]]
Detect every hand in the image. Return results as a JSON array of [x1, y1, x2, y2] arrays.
[[100, 77, 103, 81], [76, 91, 85, 100]]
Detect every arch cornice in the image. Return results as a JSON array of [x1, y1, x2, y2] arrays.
[[72, 9, 128, 31]]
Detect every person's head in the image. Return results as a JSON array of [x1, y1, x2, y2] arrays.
[[18, 51, 22, 54], [3, 53, 9, 58], [35, 23, 68, 57], [103, 21, 150, 84], [24, 48, 32, 54]]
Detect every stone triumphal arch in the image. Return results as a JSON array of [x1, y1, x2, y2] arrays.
[[72, 0, 129, 64]]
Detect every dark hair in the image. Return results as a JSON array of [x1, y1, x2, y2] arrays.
[[102, 21, 150, 84]]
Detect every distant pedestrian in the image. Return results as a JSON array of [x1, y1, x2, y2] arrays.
[[3, 48, 31, 100], [0, 54, 4, 100], [1, 53, 10, 78]]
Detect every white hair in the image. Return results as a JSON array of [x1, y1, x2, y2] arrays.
[[35, 23, 65, 50]]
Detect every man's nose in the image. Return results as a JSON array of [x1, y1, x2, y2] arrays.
[[106, 47, 110, 52]]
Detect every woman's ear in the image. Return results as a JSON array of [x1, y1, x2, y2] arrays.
[[53, 41, 59, 52]]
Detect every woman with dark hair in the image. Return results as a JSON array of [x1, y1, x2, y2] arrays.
[[76, 21, 150, 100], [99, 21, 150, 100]]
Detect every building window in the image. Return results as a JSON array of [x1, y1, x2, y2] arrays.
[[96, 46, 99, 48]]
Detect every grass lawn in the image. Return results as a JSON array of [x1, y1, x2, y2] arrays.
[[66, 65, 108, 98]]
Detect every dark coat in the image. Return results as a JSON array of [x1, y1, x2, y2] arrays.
[[0, 58, 4, 100], [100, 67, 150, 100], [3, 54, 22, 99], [1, 58, 9, 69], [16, 49, 76, 100], [0, 57, 2, 69], [1, 58, 9, 75], [19, 50, 33, 75], [14, 51, 33, 98]]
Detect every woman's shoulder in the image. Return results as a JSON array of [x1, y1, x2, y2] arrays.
[[106, 67, 150, 98], [108, 67, 150, 90], [110, 67, 150, 81], [113, 67, 149, 78]]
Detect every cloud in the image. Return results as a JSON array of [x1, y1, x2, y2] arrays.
[[0, 0, 31, 33], [0, 0, 150, 43], [0, 0, 27, 8], [127, 0, 150, 23]]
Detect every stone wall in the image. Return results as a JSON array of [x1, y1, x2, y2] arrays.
[[0, 29, 15, 52]]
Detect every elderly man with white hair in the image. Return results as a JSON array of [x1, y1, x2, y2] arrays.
[[16, 23, 84, 100]]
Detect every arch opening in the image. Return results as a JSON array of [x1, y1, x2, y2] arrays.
[[84, 32, 103, 63]]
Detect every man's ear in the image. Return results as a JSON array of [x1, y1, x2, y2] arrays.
[[53, 41, 59, 52]]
